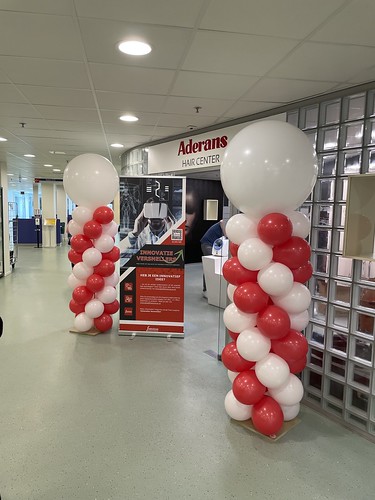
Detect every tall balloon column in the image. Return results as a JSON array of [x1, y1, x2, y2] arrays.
[[220, 121, 318, 437], [63, 154, 120, 334]]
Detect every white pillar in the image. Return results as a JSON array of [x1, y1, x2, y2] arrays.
[[33, 183, 40, 214], [40, 182, 57, 247], [56, 184, 67, 238], [0, 162, 11, 276]]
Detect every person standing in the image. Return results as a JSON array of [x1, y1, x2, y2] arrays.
[[200, 220, 226, 296]]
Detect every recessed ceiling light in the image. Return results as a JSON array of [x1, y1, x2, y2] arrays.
[[24, 154, 35, 158], [44, 164, 53, 167], [53, 168, 61, 172], [7, 173, 13, 176], [118, 40, 152, 56], [119, 114, 138, 122], [22, 177, 27, 180], [111, 143, 124, 148], [0, 137, 7, 141], [49, 151, 66, 155]]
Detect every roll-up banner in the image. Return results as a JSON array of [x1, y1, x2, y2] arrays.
[[118, 176, 186, 337]]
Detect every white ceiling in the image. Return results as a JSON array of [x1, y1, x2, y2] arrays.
[[1, 0, 375, 191]]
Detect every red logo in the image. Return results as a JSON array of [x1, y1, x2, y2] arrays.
[[177, 136, 227, 156]]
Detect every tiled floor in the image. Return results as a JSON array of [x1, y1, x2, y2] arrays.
[[1, 245, 375, 500]]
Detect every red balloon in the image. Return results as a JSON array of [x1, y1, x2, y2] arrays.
[[86, 273, 105, 293], [272, 330, 308, 363], [288, 355, 307, 374], [252, 396, 284, 436], [273, 236, 311, 269], [233, 282, 269, 314], [221, 342, 255, 372], [102, 246, 120, 262], [232, 370, 266, 405], [70, 234, 93, 253], [68, 249, 83, 265], [292, 261, 313, 283], [229, 242, 239, 257], [94, 313, 113, 332], [72, 286, 93, 305], [228, 330, 239, 341], [69, 299, 85, 314], [257, 213, 293, 246], [94, 259, 115, 277], [83, 220, 102, 239], [104, 299, 120, 314], [222, 257, 258, 286], [93, 206, 114, 225], [257, 305, 290, 340]]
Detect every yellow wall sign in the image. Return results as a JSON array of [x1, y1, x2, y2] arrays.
[[44, 218, 56, 226]]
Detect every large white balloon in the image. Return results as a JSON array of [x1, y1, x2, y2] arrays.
[[63, 153, 119, 209], [223, 303, 257, 333], [237, 237, 273, 271], [94, 234, 115, 253], [72, 206, 93, 226], [224, 390, 252, 421], [74, 312, 94, 332], [281, 403, 300, 421], [67, 219, 83, 236], [227, 284, 236, 302], [82, 247, 103, 267], [268, 374, 304, 406], [255, 353, 290, 389], [284, 210, 310, 239], [257, 262, 294, 296], [221, 121, 317, 216], [225, 214, 258, 245], [85, 299, 105, 319], [67, 273, 85, 289], [72, 262, 94, 281], [236, 327, 271, 362], [272, 283, 311, 314], [289, 310, 310, 331], [96, 285, 117, 304]]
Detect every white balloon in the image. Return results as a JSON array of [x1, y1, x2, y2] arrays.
[[82, 247, 102, 267], [225, 214, 258, 245], [236, 327, 271, 362], [94, 234, 115, 253], [272, 283, 311, 314], [67, 219, 83, 236], [63, 153, 119, 209], [284, 210, 310, 239], [85, 299, 105, 319], [72, 262, 94, 281], [72, 206, 93, 226], [101, 220, 119, 237], [221, 120, 318, 216], [67, 273, 85, 289], [268, 374, 304, 406], [289, 310, 310, 331], [258, 262, 294, 296], [104, 271, 120, 287], [74, 312, 94, 332], [224, 390, 252, 421], [281, 403, 300, 421], [223, 303, 257, 333], [96, 286, 117, 304], [237, 237, 273, 271], [227, 284, 236, 302], [255, 353, 290, 389], [228, 370, 239, 383]]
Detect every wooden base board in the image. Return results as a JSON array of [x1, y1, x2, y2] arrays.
[[234, 417, 300, 441], [69, 327, 102, 336]]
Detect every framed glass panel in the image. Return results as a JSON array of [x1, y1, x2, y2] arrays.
[[332, 229, 344, 254], [315, 179, 335, 201], [349, 362, 371, 390], [348, 388, 369, 415], [308, 370, 323, 391], [327, 330, 348, 355], [342, 123, 363, 148], [320, 100, 341, 125], [354, 311, 374, 337], [301, 106, 318, 129], [321, 127, 339, 151], [367, 148, 375, 172], [314, 204, 333, 226], [361, 261, 375, 281], [309, 347, 324, 369], [325, 401, 344, 417], [334, 204, 346, 228], [331, 255, 352, 279], [319, 154, 337, 176], [312, 277, 329, 299], [345, 93, 365, 121], [347, 412, 367, 430], [330, 305, 350, 329], [365, 119, 375, 146], [331, 280, 351, 305], [305, 130, 317, 148], [313, 252, 330, 275], [326, 353, 346, 379], [311, 228, 331, 251], [327, 378, 345, 402], [306, 323, 325, 346], [358, 286, 375, 310], [335, 178, 348, 202], [340, 150, 361, 175], [287, 111, 299, 127], [311, 300, 327, 322], [350, 336, 373, 364]]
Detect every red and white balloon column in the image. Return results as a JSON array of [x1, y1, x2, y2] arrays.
[[220, 121, 318, 437], [63, 154, 120, 334]]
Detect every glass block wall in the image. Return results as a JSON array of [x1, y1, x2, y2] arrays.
[[287, 88, 375, 438]]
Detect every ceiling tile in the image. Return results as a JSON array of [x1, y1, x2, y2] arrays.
[[0, 11, 82, 60], [200, 0, 346, 39], [0, 102, 42, 119], [269, 42, 375, 82], [79, 18, 192, 69], [96, 91, 165, 112], [163, 96, 233, 116], [0, 1, 74, 15], [222, 100, 284, 119], [18, 86, 96, 107], [243, 78, 338, 102], [171, 71, 259, 99], [75, 0, 204, 27], [89, 63, 175, 93], [0, 84, 28, 103], [348, 65, 375, 84], [155, 113, 218, 128], [103, 123, 157, 135], [0, 57, 90, 88], [34, 105, 99, 122], [182, 31, 298, 76]]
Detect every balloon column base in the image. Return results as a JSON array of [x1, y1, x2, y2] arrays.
[[69, 327, 102, 336], [234, 417, 300, 441]]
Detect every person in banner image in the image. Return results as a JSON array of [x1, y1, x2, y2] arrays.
[[119, 198, 175, 265]]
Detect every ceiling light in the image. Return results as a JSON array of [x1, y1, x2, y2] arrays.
[[119, 114, 138, 122], [118, 40, 152, 56], [24, 154, 35, 158], [44, 164, 53, 167], [53, 168, 61, 172], [0, 137, 7, 142], [7, 173, 13, 176], [111, 143, 124, 148], [49, 151, 66, 155]]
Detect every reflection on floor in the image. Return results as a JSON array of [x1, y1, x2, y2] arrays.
[[0, 245, 375, 500]]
